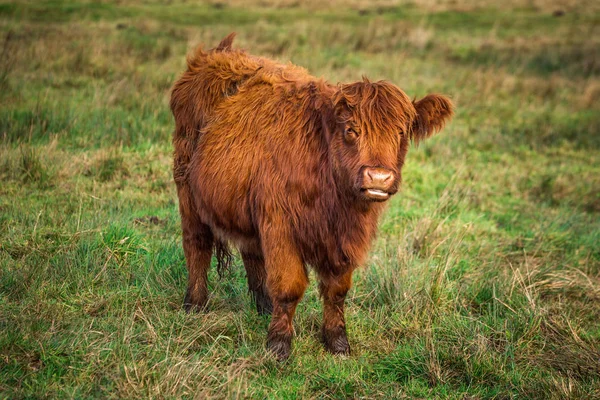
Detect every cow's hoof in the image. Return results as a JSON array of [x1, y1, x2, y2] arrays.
[[323, 329, 351, 356], [267, 333, 292, 361], [183, 291, 207, 313]]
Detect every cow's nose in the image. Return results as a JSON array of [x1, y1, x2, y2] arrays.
[[363, 167, 394, 190]]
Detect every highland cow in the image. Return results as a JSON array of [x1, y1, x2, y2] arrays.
[[171, 33, 453, 360]]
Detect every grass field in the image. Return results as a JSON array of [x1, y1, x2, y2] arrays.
[[1, 0, 599, 398]]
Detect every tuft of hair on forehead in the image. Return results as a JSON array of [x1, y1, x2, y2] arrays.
[[333, 79, 416, 135]]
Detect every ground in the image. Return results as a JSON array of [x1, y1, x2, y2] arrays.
[[0, 0, 599, 398]]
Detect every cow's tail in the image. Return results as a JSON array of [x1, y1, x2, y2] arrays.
[[170, 32, 242, 160], [215, 32, 236, 52], [214, 239, 233, 278], [186, 32, 237, 71]]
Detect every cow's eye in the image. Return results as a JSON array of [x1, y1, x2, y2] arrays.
[[344, 128, 359, 144]]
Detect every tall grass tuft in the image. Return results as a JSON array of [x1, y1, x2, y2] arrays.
[[18, 145, 52, 187]]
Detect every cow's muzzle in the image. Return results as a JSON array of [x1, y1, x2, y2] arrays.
[[359, 167, 396, 202]]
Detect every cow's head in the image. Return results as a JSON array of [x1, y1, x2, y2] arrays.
[[328, 79, 453, 203]]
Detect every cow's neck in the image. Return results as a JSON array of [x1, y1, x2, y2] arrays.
[[323, 172, 385, 272]]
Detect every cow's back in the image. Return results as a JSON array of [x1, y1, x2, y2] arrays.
[[171, 43, 263, 186]]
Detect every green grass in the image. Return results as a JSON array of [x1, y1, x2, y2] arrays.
[[1, 0, 599, 398]]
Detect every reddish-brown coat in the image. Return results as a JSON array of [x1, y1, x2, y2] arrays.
[[171, 33, 453, 359]]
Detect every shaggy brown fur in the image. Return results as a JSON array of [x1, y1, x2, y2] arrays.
[[171, 33, 453, 360]]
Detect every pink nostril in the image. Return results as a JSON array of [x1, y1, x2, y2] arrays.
[[363, 167, 394, 188]]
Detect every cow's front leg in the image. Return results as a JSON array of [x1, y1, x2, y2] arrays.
[[262, 228, 308, 361], [319, 270, 353, 355]]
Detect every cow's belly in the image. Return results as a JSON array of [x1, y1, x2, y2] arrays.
[[188, 144, 259, 251]]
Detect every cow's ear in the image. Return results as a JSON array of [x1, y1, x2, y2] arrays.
[[332, 87, 351, 122], [410, 94, 454, 144], [326, 87, 352, 144], [320, 101, 340, 145]]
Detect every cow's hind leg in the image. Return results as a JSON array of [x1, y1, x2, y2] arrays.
[[177, 184, 214, 312], [319, 270, 352, 355], [241, 251, 272, 315], [182, 221, 213, 312]]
